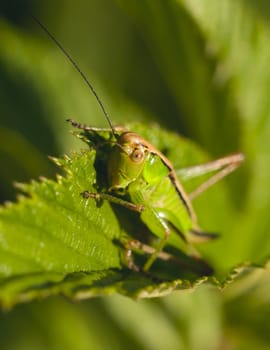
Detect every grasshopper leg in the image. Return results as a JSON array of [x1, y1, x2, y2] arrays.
[[67, 118, 110, 131], [176, 153, 244, 200], [81, 191, 144, 212], [67, 119, 127, 133]]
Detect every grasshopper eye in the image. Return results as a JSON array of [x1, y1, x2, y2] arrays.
[[130, 147, 145, 163]]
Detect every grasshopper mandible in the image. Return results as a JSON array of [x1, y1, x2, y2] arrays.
[[33, 16, 244, 274]]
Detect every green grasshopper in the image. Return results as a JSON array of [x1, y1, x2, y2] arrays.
[[67, 120, 243, 273], [33, 16, 244, 274]]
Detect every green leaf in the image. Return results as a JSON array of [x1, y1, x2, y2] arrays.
[[0, 150, 121, 274], [0, 120, 267, 308]]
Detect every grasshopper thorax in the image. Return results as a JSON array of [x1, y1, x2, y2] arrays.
[[108, 132, 150, 191]]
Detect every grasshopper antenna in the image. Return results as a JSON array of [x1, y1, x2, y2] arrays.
[[31, 15, 116, 136]]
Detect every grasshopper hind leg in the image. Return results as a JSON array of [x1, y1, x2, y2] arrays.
[[188, 229, 220, 243]]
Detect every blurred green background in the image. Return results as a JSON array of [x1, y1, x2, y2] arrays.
[[0, 0, 270, 349]]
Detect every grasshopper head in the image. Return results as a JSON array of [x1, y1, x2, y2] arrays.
[[108, 132, 149, 191]]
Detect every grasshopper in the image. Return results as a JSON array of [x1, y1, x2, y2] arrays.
[[33, 16, 244, 274]]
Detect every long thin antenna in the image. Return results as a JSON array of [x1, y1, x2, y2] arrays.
[[31, 15, 116, 134]]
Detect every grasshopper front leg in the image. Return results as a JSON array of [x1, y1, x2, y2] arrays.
[[67, 119, 127, 133], [81, 191, 144, 212]]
